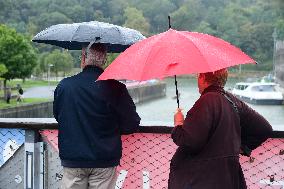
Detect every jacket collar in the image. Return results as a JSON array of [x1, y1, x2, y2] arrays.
[[82, 65, 104, 75], [201, 85, 225, 96]]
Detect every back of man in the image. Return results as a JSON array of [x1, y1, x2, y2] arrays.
[[53, 44, 140, 189]]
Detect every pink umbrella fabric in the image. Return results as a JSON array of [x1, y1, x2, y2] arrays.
[[99, 29, 255, 81]]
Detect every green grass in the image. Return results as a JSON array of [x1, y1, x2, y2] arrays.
[[0, 79, 58, 109], [0, 98, 52, 109], [6, 79, 59, 89], [0, 79, 59, 98]]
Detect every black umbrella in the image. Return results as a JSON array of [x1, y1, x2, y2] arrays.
[[32, 21, 145, 53]]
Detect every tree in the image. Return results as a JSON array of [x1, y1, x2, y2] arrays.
[[195, 21, 217, 35], [0, 24, 37, 97], [44, 50, 74, 78], [170, 0, 204, 31], [0, 64, 8, 77], [104, 53, 120, 69], [123, 7, 150, 36], [276, 19, 284, 40], [34, 12, 72, 32]]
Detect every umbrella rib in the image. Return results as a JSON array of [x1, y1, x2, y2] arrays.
[[179, 32, 214, 72]]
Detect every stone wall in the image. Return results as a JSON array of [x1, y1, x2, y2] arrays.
[[127, 82, 166, 104], [0, 101, 54, 118]]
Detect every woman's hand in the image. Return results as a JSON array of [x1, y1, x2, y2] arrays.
[[174, 108, 184, 127]]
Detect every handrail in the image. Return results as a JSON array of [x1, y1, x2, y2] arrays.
[[0, 118, 283, 137]]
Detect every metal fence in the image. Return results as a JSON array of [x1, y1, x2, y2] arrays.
[[0, 121, 284, 189]]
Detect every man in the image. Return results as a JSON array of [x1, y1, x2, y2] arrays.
[[53, 43, 140, 189], [6, 87, 11, 104], [168, 69, 272, 189]]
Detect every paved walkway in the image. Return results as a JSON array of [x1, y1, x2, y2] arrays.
[[23, 86, 56, 98]]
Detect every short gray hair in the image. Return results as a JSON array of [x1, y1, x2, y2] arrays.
[[85, 43, 107, 67]]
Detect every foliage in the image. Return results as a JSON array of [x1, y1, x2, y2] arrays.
[[0, 0, 283, 72], [123, 7, 150, 36], [276, 20, 284, 40], [44, 50, 74, 77], [0, 64, 8, 77], [0, 25, 37, 81], [104, 53, 120, 69], [7, 79, 59, 90]]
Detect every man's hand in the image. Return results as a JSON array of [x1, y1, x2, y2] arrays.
[[174, 108, 184, 127]]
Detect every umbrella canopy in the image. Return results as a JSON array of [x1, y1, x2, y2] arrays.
[[99, 29, 255, 80], [32, 21, 145, 53]]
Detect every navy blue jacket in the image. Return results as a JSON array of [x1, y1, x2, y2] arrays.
[[53, 66, 140, 168]]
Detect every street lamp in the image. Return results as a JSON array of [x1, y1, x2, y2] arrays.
[[272, 28, 277, 77], [48, 64, 54, 87]]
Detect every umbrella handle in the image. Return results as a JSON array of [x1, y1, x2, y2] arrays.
[[174, 75, 180, 108]]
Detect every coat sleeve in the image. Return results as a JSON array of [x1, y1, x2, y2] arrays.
[[113, 84, 141, 135], [238, 100, 273, 151], [171, 94, 213, 154], [53, 84, 60, 122]]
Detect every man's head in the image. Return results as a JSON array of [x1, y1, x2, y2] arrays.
[[197, 68, 228, 94], [83, 43, 107, 68]]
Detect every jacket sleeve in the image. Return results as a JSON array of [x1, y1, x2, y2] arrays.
[[171, 95, 213, 154], [114, 84, 141, 135], [239, 100, 273, 151], [53, 85, 59, 121], [53, 82, 62, 122]]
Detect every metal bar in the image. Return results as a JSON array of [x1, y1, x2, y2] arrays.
[[24, 130, 44, 189], [0, 118, 283, 136], [25, 151, 33, 189]]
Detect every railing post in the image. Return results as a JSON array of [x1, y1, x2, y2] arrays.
[[24, 129, 44, 189]]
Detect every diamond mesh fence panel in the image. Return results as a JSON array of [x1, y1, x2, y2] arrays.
[[0, 128, 283, 188], [241, 138, 284, 188], [40, 129, 284, 189]]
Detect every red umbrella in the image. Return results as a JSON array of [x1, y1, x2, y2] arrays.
[[99, 29, 255, 80], [99, 28, 256, 107]]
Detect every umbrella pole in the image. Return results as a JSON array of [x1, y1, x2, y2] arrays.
[[169, 16, 180, 108], [174, 75, 180, 108]]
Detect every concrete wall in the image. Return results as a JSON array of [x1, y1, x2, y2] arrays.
[[0, 82, 166, 118], [45, 144, 62, 189], [0, 101, 54, 118], [127, 82, 166, 104]]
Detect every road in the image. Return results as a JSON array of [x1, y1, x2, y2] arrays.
[[23, 86, 56, 98]]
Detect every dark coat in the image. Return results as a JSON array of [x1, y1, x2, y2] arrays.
[[53, 66, 140, 168], [168, 85, 272, 189]]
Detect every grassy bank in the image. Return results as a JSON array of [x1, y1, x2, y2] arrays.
[[6, 79, 59, 89], [0, 79, 59, 99], [0, 98, 52, 109]]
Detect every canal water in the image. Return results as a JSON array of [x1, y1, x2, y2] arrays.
[[136, 77, 284, 128]]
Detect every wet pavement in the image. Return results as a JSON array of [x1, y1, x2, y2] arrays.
[[23, 86, 56, 98]]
